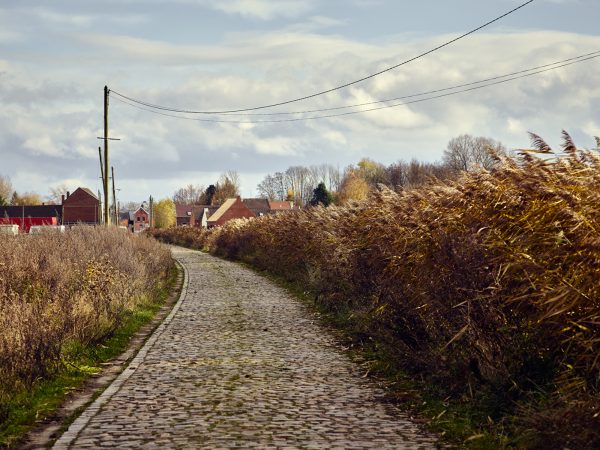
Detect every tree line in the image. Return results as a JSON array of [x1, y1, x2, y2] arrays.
[[256, 134, 506, 206], [172, 170, 241, 205], [0, 178, 75, 207], [1, 133, 505, 213]]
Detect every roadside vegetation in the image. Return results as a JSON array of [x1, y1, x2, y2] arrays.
[[151, 133, 600, 449], [0, 227, 174, 447]]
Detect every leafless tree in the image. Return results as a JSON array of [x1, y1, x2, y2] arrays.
[[443, 134, 506, 172], [285, 166, 313, 206], [123, 201, 141, 211], [0, 175, 13, 205], [47, 183, 69, 204], [257, 174, 279, 200], [327, 165, 342, 192], [213, 171, 241, 204], [172, 184, 205, 205], [257, 164, 342, 203]]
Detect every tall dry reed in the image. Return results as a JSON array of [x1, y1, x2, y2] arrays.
[[152, 138, 599, 447]]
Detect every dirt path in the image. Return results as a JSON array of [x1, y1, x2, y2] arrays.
[[53, 246, 437, 449]]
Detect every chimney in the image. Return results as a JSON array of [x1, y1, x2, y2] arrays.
[[61, 194, 65, 204], [66, 191, 70, 199]]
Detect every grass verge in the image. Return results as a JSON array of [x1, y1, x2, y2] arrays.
[[0, 263, 180, 449]]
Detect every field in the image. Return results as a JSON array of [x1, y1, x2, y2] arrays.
[[152, 148, 600, 449], [0, 227, 173, 445]]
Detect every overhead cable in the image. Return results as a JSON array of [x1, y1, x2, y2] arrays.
[[110, 0, 535, 114], [110, 51, 600, 124], [221, 50, 600, 116]]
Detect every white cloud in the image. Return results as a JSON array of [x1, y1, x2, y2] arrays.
[[1, 0, 599, 202], [30, 8, 94, 27], [582, 121, 600, 143], [0, 29, 23, 43], [204, 0, 315, 20], [254, 137, 300, 156]]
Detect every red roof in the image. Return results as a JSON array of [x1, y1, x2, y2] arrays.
[[268, 200, 293, 210], [175, 204, 194, 218]]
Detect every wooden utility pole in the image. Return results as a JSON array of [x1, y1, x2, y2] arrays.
[[97, 189, 103, 224], [111, 166, 117, 225], [98, 146, 105, 187], [149, 195, 154, 228], [103, 86, 110, 225]]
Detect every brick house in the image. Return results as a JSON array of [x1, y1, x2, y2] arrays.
[[119, 211, 134, 231], [242, 198, 271, 217], [133, 207, 150, 232], [197, 206, 219, 229], [268, 200, 295, 212], [176, 204, 195, 226], [62, 188, 101, 225], [206, 196, 255, 228], [242, 198, 295, 217]]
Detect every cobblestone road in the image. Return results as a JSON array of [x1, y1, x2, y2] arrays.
[[54, 247, 437, 449]]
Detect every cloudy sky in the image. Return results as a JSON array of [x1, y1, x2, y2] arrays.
[[1, 0, 599, 203]]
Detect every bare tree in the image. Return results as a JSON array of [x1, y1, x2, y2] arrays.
[[173, 184, 205, 205], [0, 175, 12, 206], [387, 162, 408, 188], [443, 134, 506, 172], [257, 164, 343, 203], [47, 183, 69, 204], [223, 170, 241, 192], [272, 172, 287, 201], [123, 201, 141, 211], [257, 174, 280, 200], [327, 164, 342, 192], [285, 166, 313, 206], [213, 171, 241, 204]]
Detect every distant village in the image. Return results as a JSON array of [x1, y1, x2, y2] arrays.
[[0, 140, 501, 235], [0, 185, 295, 234]]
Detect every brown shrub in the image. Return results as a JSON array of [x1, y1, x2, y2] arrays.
[[0, 227, 172, 407], [148, 226, 208, 250]]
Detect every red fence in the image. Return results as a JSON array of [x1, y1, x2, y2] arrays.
[[0, 217, 58, 233]]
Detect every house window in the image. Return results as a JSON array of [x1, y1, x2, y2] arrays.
[[142, 216, 145, 221], [137, 217, 141, 221]]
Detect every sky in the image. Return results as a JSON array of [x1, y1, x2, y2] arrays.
[[1, 0, 599, 203]]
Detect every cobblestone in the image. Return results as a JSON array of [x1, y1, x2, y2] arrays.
[[54, 246, 437, 449]]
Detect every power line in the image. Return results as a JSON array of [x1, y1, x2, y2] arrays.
[[221, 50, 600, 116], [110, 51, 599, 124], [110, 0, 534, 114]]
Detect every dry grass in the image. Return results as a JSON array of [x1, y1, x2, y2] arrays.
[[0, 227, 173, 421], [152, 143, 599, 448]]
